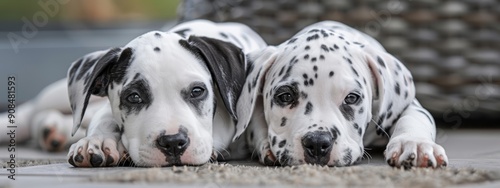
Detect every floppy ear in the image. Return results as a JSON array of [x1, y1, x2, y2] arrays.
[[67, 48, 132, 136], [179, 36, 247, 121], [232, 46, 278, 141], [363, 46, 416, 124]]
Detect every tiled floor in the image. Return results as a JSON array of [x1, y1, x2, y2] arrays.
[[1, 129, 499, 187]]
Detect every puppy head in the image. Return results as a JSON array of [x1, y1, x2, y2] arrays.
[[67, 32, 246, 166], [236, 28, 408, 166]]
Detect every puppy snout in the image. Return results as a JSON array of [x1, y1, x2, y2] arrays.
[[301, 131, 334, 165], [157, 132, 190, 157], [51, 140, 61, 148]]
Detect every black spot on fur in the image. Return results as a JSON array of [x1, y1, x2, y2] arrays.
[[330, 126, 341, 136], [305, 46, 310, 50], [333, 44, 339, 49], [311, 57, 317, 62], [343, 148, 352, 164], [346, 58, 352, 64], [313, 66, 318, 71], [307, 34, 320, 41], [219, 32, 228, 39], [329, 71, 334, 77], [377, 56, 386, 68], [309, 78, 314, 86], [319, 55, 325, 60], [272, 136, 277, 147], [278, 140, 286, 148], [154, 32, 162, 38], [340, 104, 354, 121], [353, 123, 359, 129], [305, 102, 313, 115], [358, 107, 364, 114], [308, 29, 319, 33], [154, 47, 160, 52], [351, 67, 359, 77], [245, 61, 255, 77], [321, 44, 329, 52], [280, 117, 287, 127], [278, 66, 286, 76], [320, 30, 329, 37], [304, 54, 310, 60], [395, 83, 401, 95], [174, 28, 190, 38], [387, 111, 393, 119], [119, 76, 153, 116], [287, 38, 297, 44]]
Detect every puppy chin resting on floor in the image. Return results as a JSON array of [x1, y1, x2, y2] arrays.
[[235, 21, 448, 168]]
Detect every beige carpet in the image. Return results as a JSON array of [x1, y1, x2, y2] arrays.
[[92, 163, 500, 187]]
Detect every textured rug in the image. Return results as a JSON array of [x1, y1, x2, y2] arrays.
[[91, 163, 500, 187]]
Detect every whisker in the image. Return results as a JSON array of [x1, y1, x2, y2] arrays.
[[371, 118, 390, 139]]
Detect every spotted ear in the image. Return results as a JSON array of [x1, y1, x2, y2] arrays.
[[232, 46, 278, 141], [363, 47, 416, 123], [179, 36, 247, 121], [67, 48, 133, 136]]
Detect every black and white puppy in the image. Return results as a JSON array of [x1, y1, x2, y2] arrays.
[[66, 20, 267, 167], [235, 21, 448, 168]]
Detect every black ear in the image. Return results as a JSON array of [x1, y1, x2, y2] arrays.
[[67, 47, 133, 136], [179, 36, 247, 120]]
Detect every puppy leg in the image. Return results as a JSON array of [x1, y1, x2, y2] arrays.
[[68, 102, 124, 167], [33, 100, 106, 152], [0, 101, 34, 144], [384, 100, 448, 169], [246, 101, 278, 166]]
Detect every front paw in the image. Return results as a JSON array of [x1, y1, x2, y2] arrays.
[[257, 141, 279, 166], [33, 110, 70, 152], [385, 137, 448, 169], [67, 135, 121, 167]]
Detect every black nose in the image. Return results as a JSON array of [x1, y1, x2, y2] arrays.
[[50, 140, 60, 148], [301, 131, 334, 165], [157, 130, 190, 157]]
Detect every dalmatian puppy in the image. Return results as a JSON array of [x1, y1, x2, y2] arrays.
[[64, 20, 266, 167], [235, 21, 448, 168], [0, 78, 105, 152]]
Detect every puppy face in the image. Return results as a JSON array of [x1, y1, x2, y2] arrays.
[[236, 28, 389, 166], [262, 42, 371, 166], [68, 31, 246, 166], [108, 33, 214, 166]]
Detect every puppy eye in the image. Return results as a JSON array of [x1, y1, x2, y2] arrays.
[[278, 93, 294, 103], [275, 86, 296, 105], [127, 93, 143, 104], [344, 93, 360, 105], [190, 87, 205, 98]]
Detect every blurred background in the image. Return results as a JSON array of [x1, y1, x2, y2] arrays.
[[0, 0, 499, 128]]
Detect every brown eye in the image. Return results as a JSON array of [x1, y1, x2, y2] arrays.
[[278, 93, 294, 104], [190, 87, 205, 98], [344, 93, 360, 105], [274, 86, 297, 106], [127, 93, 142, 104]]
